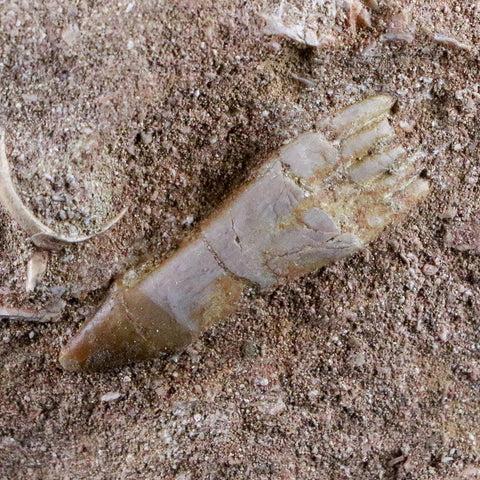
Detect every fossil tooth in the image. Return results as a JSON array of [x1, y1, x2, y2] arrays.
[[26, 251, 49, 292], [59, 95, 429, 371]]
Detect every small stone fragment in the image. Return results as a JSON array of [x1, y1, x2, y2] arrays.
[[433, 33, 471, 51], [438, 206, 457, 220], [140, 130, 153, 145], [341, 0, 371, 32], [441, 456, 454, 463], [254, 377, 269, 387], [242, 340, 258, 359], [260, 13, 324, 47], [61, 24, 80, 47], [256, 398, 286, 416], [422, 264, 438, 276], [444, 216, 480, 253], [349, 352, 366, 367], [260, 0, 373, 48], [100, 391, 122, 402], [182, 215, 194, 226], [26, 251, 49, 292], [381, 11, 415, 44]]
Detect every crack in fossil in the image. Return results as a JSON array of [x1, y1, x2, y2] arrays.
[[200, 233, 257, 289], [229, 209, 242, 253], [118, 292, 152, 344]]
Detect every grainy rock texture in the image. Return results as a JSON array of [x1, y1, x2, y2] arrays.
[[0, 1, 479, 479]]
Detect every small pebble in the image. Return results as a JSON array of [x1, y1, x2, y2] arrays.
[[182, 215, 194, 226], [64, 173, 76, 187], [439, 324, 449, 342], [438, 206, 457, 219], [100, 391, 122, 402], [193, 413, 202, 423], [350, 352, 366, 368], [140, 130, 153, 145], [469, 366, 480, 381], [423, 264, 439, 276], [399, 120, 415, 133], [242, 340, 258, 359], [254, 377, 269, 387]]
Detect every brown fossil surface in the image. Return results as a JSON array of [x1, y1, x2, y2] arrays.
[[1, 1, 479, 479], [59, 95, 429, 371]]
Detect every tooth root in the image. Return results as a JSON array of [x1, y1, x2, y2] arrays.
[[363, 177, 429, 234], [349, 146, 406, 183], [390, 178, 430, 212], [328, 95, 395, 137], [340, 118, 395, 159], [279, 132, 339, 179]]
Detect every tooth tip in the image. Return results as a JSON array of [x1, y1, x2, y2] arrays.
[[59, 349, 82, 372], [58, 288, 199, 371], [57, 295, 143, 371]]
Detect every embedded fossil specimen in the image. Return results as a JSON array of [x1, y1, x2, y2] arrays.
[[60, 95, 429, 371]]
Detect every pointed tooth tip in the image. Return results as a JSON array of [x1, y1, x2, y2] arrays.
[[58, 330, 104, 372], [56, 296, 139, 372], [59, 348, 82, 372], [57, 287, 199, 372]]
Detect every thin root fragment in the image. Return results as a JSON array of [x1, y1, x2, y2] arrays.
[[432, 33, 472, 51], [0, 306, 40, 320], [0, 129, 127, 251], [0, 304, 63, 322]]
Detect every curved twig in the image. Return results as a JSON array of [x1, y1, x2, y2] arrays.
[[0, 129, 127, 250]]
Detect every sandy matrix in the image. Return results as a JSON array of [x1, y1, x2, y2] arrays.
[[0, 1, 479, 479]]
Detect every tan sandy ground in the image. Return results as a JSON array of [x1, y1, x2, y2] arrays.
[[0, 1, 479, 479]]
